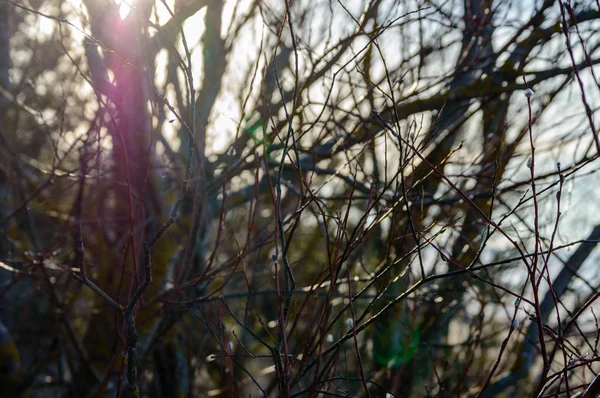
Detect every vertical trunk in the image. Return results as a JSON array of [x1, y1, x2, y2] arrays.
[[81, 1, 162, 390], [0, 3, 26, 396], [376, 1, 497, 395], [0, 0, 12, 253]]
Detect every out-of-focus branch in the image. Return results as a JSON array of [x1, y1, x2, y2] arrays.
[[0, 0, 10, 113], [84, 38, 117, 101], [480, 225, 600, 397]]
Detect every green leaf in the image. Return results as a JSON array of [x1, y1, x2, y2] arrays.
[[372, 317, 420, 368]]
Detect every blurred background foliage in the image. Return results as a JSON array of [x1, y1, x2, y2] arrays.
[[1, 0, 600, 396]]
